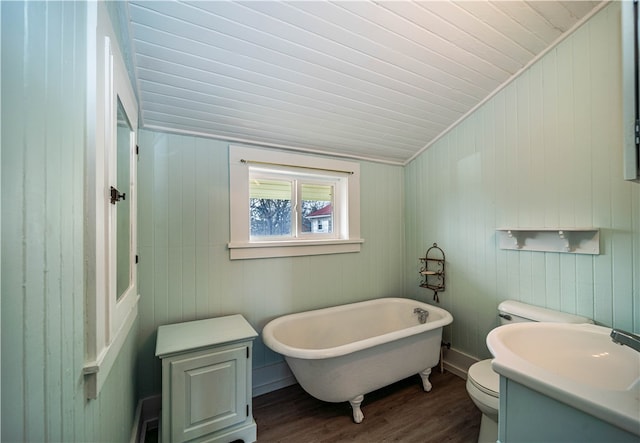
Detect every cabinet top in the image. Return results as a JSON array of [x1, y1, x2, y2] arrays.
[[155, 314, 258, 357]]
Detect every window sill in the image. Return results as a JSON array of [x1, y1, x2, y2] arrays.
[[83, 294, 139, 399], [228, 238, 364, 260]]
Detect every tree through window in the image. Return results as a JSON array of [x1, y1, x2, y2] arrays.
[[249, 176, 334, 239]]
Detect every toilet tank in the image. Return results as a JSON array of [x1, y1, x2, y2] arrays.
[[498, 300, 593, 325]]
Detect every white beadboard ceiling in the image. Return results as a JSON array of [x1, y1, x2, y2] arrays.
[[125, 0, 604, 165]]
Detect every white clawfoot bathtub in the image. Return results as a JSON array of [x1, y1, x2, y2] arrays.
[[262, 297, 453, 423]]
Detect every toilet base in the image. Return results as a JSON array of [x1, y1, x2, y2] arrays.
[[477, 413, 498, 443]]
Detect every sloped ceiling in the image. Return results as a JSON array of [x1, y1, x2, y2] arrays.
[[126, 1, 604, 165]]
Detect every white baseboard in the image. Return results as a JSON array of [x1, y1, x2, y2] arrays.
[[442, 347, 480, 379]]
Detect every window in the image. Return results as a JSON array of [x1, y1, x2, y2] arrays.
[[83, 2, 139, 399], [229, 145, 363, 259], [249, 170, 337, 240]]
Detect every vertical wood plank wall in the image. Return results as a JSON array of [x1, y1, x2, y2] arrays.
[[3, 0, 636, 439], [136, 132, 405, 398], [405, 2, 640, 360], [1, 2, 137, 441]]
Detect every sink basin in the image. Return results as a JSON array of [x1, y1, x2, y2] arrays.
[[487, 322, 640, 436]]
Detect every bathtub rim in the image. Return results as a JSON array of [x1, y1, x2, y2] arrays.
[[262, 297, 453, 360]]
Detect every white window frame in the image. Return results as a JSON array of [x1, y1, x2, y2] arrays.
[[229, 145, 363, 260], [83, 2, 139, 399]]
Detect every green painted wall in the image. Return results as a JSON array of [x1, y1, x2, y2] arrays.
[[405, 2, 640, 360], [1, 2, 137, 441], [136, 131, 405, 397], [135, 1, 640, 397]]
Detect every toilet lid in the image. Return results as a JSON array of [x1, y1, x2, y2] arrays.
[[468, 360, 499, 397]]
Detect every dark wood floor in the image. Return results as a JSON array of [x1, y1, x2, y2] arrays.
[[253, 369, 481, 443]]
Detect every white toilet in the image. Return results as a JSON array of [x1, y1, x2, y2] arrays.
[[466, 300, 593, 443]]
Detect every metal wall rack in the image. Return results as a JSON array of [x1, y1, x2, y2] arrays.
[[419, 243, 445, 302]]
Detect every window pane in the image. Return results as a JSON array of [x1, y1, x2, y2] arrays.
[[250, 179, 292, 237], [301, 184, 333, 234]]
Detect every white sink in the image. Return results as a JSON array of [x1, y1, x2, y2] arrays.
[[487, 322, 640, 436]]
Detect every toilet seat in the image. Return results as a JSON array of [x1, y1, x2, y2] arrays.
[[468, 359, 499, 398]]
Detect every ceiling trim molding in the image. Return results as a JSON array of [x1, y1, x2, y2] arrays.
[[141, 124, 406, 166]]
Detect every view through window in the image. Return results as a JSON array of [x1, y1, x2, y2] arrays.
[[249, 175, 335, 239]]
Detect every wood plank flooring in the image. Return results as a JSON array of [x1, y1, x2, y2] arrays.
[[253, 369, 481, 442]]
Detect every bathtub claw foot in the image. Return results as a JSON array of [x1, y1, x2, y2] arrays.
[[349, 395, 365, 423], [419, 368, 432, 392]]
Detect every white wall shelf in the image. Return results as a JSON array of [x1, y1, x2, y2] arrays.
[[496, 228, 600, 255]]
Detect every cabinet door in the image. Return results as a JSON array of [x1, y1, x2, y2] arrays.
[[170, 345, 248, 442]]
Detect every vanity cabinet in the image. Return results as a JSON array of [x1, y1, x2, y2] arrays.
[[499, 377, 638, 442], [156, 315, 258, 443]]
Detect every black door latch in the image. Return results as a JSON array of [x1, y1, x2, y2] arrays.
[[110, 186, 126, 205]]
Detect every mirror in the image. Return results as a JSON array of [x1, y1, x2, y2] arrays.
[[622, 0, 639, 181], [116, 97, 132, 300]]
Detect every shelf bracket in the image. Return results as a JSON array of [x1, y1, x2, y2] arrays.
[[557, 230, 571, 252], [506, 230, 522, 249]]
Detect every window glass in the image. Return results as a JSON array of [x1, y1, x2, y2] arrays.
[[301, 183, 333, 234], [248, 170, 338, 240], [250, 179, 292, 238]]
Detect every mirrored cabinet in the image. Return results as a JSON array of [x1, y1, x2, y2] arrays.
[[83, 2, 140, 399]]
